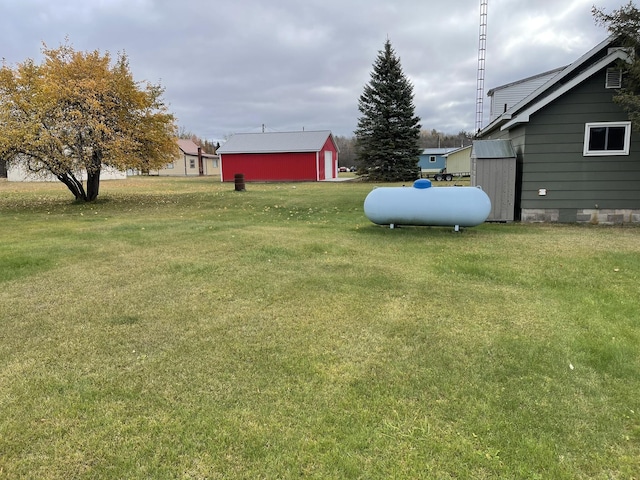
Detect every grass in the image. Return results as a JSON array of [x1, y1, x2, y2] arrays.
[[1, 176, 639, 479]]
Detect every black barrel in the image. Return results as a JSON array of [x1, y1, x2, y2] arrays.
[[234, 173, 246, 192]]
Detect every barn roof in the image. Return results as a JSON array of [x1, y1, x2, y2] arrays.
[[217, 130, 334, 154]]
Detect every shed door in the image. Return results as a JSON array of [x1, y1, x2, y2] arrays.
[[324, 151, 333, 179], [473, 157, 516, 222]]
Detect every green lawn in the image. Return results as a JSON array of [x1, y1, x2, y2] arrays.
[[1, 177, 639, 479]]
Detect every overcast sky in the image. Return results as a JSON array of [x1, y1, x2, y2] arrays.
[[0, 0, 626, 143]]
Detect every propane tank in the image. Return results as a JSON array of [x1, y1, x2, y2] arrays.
[[364, 179, 491, 229]]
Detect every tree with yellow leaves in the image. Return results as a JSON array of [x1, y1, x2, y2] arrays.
[[0, 42, 178, 201]]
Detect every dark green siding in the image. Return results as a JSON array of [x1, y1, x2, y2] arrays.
[[519, 69, 640, 211]]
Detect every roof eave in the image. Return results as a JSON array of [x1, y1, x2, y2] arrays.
[[478, 114, 512, 137], [487, 35, 619, 134], [219, 149, 319, 154], [500, 48, 631, 131]]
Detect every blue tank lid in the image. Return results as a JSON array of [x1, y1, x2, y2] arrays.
[[413, 179, 432, 189]]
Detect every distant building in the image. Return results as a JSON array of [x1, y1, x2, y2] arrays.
[[154, 139, 220, 176], [443, 145, 472, 177], [7, 162, 126, 182], [217, 130, 339, 182], [419, 148, 456, 176]]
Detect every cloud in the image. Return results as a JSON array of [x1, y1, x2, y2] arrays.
[[0, 0, 622, 140]]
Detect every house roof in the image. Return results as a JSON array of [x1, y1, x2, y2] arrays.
[[177, 139, 200, 155], [472, 140, 516, 159], [177, 139, 218, 158], [420, 148, 457, 155], [217, 130, 335, 154], [480, 35, 629, 136], [500, 48, 630, 131], [443, 145, 472, 157]]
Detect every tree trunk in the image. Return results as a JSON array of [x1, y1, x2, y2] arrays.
[[57, 172, 87, 201], [86, 169, 101, 201], [86, 150, 102, 202]]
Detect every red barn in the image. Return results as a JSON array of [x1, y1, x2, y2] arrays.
[[217, 130, 339, 182]]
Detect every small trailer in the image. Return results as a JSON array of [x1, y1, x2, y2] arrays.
[[421, 168, 470, 182]]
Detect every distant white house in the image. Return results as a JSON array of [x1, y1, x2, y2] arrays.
[[7, 162, 126, 182], [6, 138, 220, 181], [152, 139, 220, 177]]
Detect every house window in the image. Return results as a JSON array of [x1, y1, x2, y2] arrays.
[[583, 122, 631, 156], [429, 156, 436, 163], [189, 159, 196, 169], [213, 159, 218, 168], [166, 162, 174, 169], [605, 68, 622, 89]]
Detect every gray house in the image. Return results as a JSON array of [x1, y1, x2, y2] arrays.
[[477, 36, 640, 224]]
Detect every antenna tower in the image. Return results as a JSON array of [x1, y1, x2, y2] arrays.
[[475, 0, 488, 133]]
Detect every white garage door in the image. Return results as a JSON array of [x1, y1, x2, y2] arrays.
[[324, 151, 333, 179]]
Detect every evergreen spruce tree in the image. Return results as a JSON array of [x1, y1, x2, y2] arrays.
[[355, 40, 422, 182]]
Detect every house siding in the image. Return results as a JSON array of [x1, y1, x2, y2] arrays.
[[484, 68, 640, 223], [156, 154, 219, 177], [479, 37, 640, 223], [7, 163, 127, 182], [489, 69, 562, 122], [518, 70, 640, 220], [418, 148, 454, 173], [418, 155, 445, 172], [444, 146, 471, 175], [153, 139, 220, 177]]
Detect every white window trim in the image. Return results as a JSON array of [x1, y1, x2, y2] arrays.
[[429, 156, 436, 163], [583, 121, 631, 156]]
